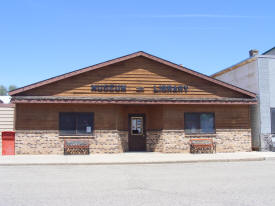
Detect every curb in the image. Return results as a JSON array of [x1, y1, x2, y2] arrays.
[[0, 157, 266, 166]]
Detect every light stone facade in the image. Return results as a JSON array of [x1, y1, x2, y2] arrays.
[[89, 130, 129, 153], [15, 130, 64, 155], [161, 130, 189, 153], [215, 129, 251, 152], [118, 131, 129, 152], [147, 129, 251, 153], [89, 130, 121, 154], [15, 130, 129, 155], [15, 129, 251, 154], [146, 130, 163, 152]]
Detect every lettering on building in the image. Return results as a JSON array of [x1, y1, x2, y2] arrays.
[[153, 85, 188, 93], [136, 87, 144, 92], [91, 84, 127, 92]]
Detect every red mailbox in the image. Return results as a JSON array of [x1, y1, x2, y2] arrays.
[[2, 131, 15, 155]]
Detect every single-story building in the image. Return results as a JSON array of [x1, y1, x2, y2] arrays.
[[9, 51, 256, 155]]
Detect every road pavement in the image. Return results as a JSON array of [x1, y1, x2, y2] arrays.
[[0, 160, 275, 206]]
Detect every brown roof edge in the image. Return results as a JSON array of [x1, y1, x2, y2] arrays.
[[11, 96, 257, 105], [11, 99, 257, 105], [12, 100, 256, 105], [9, 51, 256, 98]]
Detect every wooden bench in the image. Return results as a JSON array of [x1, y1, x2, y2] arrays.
[[190, 138, 216, 154], [64, 139, 89, 155]]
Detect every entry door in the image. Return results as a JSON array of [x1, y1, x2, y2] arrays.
[[128, 114, 146, 151]]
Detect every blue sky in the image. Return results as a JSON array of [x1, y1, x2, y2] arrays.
[[0, 0, 275, 88]]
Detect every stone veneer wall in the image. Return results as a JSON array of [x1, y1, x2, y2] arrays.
[[15, 130, 129, 155], [215, 129, 252, 152], [162, 130, 189, 153], [89, 130, 128, 153], [146, 130, 163, 152], [118, 131, 129, 152], [15, 129, 251, 154], [15, 130, 64, 155], [146, 129, 251, 153]]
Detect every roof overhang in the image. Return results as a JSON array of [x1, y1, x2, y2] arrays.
[[11, 96, 257, 105]]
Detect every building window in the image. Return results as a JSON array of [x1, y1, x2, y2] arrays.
[[184, 113, 215, 134], [271, 109, 275, 134], [131, 117, 143, 135], [59, 112, 94, 136]]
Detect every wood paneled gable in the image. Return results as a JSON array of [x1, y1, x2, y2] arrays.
[[10, 52, 256, 99]]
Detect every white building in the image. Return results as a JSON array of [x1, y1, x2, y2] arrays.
[[212, 47, 275, 151]]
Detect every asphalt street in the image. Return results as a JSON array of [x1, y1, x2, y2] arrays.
[[0, 160, 275, 206]]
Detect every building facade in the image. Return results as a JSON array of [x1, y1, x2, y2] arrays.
[[0, 102, 15, 154], [212, 47, 275, 151], [10, 52, 256, 154]]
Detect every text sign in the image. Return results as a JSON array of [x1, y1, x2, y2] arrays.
[[90, 84, 188, 93], [154, 85, 188, 93], [136, 87, 144, 92], [91, 84, 126, 92]]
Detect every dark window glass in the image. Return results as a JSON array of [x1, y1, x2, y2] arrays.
[[200, 113, 215, 133], [59, 113, 76, 135], [59, 112, 94, 135], [271, 109, 275, 134], [184, 113, 200, 134], [185, 113, 215, 134], [77, 113, 93, 134]]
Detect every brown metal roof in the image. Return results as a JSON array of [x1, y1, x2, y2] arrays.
[[9, 51, 256, 98], [11, 96, 257, 105]]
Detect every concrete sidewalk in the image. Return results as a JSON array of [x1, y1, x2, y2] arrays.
[[0, 152, 275, 165]]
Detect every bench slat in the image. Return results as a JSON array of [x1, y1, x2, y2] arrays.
[[190, 138, 216, 154]]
